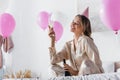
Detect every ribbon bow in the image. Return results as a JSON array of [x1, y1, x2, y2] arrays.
[[0, 35, 14, 69]]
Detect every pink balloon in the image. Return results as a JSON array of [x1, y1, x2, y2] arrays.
[[37, 11, 50, 30], [53, 21, 63, 41], [102, 0, 120, 31], [0, 13, 16, 38], [99, 9, 110, 28]]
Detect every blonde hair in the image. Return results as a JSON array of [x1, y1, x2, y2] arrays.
[[76, 14, 92, 39]]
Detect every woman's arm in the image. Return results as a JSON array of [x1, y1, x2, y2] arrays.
[[49, 44, 69, 65], [48, 26, 69, 64], [82, 37, 104, 72], [83, 37, 101, 64], [64, 64, 79, 76]]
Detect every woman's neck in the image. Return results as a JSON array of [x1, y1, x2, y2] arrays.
[[73, 33, 82, 53], [74, 33, 82, 41]]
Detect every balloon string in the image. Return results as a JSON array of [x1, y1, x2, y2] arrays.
[[115, 31, 119, 46], [115, 31, 118, 34]]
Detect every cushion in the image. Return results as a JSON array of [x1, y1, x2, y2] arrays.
[[114, 61, 120, 72]]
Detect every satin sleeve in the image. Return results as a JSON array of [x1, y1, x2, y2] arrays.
[[81, 37, 104, 72], [49, 43, 69, 65]]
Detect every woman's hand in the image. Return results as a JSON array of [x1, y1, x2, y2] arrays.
[[64, 64, 79, 76], [48, 25, 55, 39], [48, 25, 55, 47]]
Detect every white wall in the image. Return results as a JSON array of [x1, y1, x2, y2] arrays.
[[1, 0, 77, 79], [1, 0, 120, 80], [92, 31, 120, 61]]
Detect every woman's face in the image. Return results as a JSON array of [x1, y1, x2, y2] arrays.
[[70, 16, 83, 35]]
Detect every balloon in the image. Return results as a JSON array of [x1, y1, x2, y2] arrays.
[[53, 21, 63, 41], [51, 11, 68, 26], [0, 13, 16, 38], [99, 9, 110, 29], [37, 11, 50, 30], [101, 0, 120, 31]]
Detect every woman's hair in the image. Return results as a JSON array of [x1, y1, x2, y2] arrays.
[[76, 14, 92, 38]]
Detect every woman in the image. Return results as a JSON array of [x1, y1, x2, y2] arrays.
[[48, 14, 104, 76]]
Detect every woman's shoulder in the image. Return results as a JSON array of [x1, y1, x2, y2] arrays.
[[80, 35, 93, 43], [81, 35, 92, 40], [64, 39, 73, 46], [66, 40, 73, 44]]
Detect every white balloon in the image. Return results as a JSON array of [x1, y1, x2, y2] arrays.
[[50, 11, 68, 27], [0, 0, 9, 13]]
